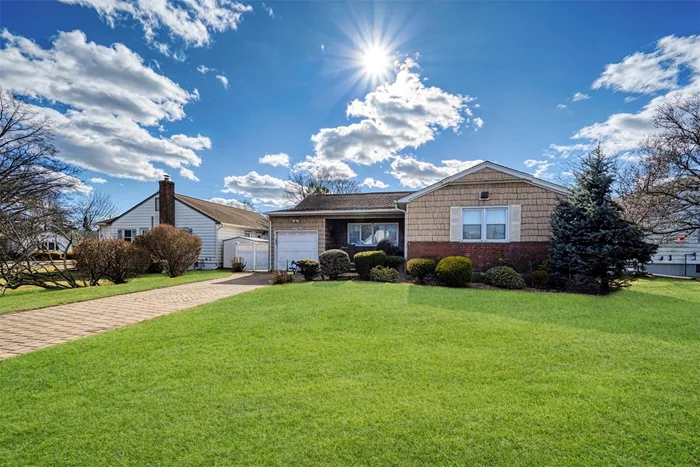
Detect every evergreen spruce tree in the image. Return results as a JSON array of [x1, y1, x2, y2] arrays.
[[549, 145, 657, 293]]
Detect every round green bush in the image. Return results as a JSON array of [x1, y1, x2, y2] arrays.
[[319, 249, 350, 280], [530, 269, 550, 288], [354, 250, 387, 279], [375, 239, 399, 256], [406, 258, 436, 283], [369, 265, 400, 283], [435, 256, 472, 287], [385, 255, 406, 270], [296, 259, 319, 281], [484, 266, 526, 289]]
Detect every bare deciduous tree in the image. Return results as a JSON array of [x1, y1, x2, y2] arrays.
[[72, 191, 117, 231], [620, 94, 700, 239], [0, 88, 85, 293], [284, 167, 361, 204]]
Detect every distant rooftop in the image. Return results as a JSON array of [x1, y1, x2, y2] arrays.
[[269, 191, 413, 213]]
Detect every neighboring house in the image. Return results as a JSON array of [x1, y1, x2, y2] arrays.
[[646, 231, 699, 277], [267, 161, 569, 271], [98, 176, 269, 269]]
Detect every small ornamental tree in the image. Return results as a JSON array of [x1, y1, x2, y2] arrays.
[[549, 145, 657, 293], [134, 225, 202, 278]]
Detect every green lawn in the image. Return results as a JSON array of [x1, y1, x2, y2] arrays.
[[1, 279, 698, 465], [0, 269, 231, 314]]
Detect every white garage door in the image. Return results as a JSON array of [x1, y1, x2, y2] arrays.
[[276, 231, 318, 270]]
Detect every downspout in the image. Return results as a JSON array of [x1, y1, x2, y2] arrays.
[[268, 218, 272, 271], [395, 201, 408, 259]]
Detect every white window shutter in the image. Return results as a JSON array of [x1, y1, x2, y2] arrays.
[[509, 205, 521, 242], [450, 207, 462, 242]]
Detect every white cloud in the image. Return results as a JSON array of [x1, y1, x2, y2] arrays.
[[306, 59, 478, 174], [179, 167, 200, 181], [60, 0, 253, 48], [547, 143, 594, 159], [293, 156, 357, 179], [222, 171, 296, 207], [571, 92, 590, 102], [557, 104, 568, 110], [555, 34, 700, 155], [197, 65, 210, 74], [523, 159, 554, 180], [209, 197, 255, 211], [216, 75, 229, 88], [169, 134, 211, 150], [0, 30, 206, 180], [90, 177, 107, 184], [262, 3, 274, 17], [473, 117, 484, 129], [259, 153, 290, 167], [624, 96, 639, 103], [389, 156, 483, 188], [0, 30, 193, 125], [361, 178, 389, 189]]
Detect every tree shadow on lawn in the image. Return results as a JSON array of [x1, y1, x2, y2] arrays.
[[405, 281, 700, 344]]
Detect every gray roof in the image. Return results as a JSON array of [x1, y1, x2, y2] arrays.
[[269, 191, 413, 214], [174, 194, 269, 230]]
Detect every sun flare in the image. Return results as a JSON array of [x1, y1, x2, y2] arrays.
[[361, 45, 391, 78]]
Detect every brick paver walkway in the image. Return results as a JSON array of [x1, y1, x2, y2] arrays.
[[0, 273, 270, 360]]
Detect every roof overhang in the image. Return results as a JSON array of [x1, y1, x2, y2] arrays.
[[266, 208, 405, 217], [396, 161, 570, 206]]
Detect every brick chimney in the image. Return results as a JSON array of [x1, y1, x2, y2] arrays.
[[159, 174, 175, 225]]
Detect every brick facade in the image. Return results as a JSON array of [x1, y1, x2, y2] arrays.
[[158, 176, 176, 226], [408, 241, 549, 272]]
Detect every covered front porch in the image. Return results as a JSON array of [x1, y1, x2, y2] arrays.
[[325, 216, 405, 258]]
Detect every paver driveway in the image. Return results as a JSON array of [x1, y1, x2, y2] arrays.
[[0, 273, 270, 360]]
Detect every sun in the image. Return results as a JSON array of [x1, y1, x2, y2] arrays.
[[361, 45, 391, 78]]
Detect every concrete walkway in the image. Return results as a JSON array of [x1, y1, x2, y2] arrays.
[[0, 273, 270, 360]]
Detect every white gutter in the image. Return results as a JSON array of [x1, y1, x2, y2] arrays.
[[266, 208, 403, 216]]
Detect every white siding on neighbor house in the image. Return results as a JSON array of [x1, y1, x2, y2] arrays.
[[99, 194, 159, 239], [647, 230, 700, 277], [216, 224, 267, 267], [175, 200, 218, 269]]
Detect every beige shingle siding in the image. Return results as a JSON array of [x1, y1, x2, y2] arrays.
[[406, 176, 561, 243], [269, 216, 326, 269]]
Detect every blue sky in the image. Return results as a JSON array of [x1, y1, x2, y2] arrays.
[[1, 1, 698, 212]]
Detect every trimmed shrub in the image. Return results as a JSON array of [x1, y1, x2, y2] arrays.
[[531, 269, 550, 289], [319, 249, 350, 280], [435, 256, 472, 288], [406, 258, 436, 284], [134, 225, 202, 278], [296, 259, 319, 281], [370, 265, 400, 283], [272, 270, 293, 285], [354, 250, 387, 279], [376, 239, 398, 256], [385, 255, 406, 270], [231, 256, 247, 272], [75, 238, 149, 285], [74, 239, 104, 286], [484, 266, 526, 290]]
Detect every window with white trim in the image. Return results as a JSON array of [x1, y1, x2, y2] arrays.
[[348, 223, 399, 246], [462, 207, 508, 242], [122, 229, 134, 242], [244, 231, 252, 238]]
